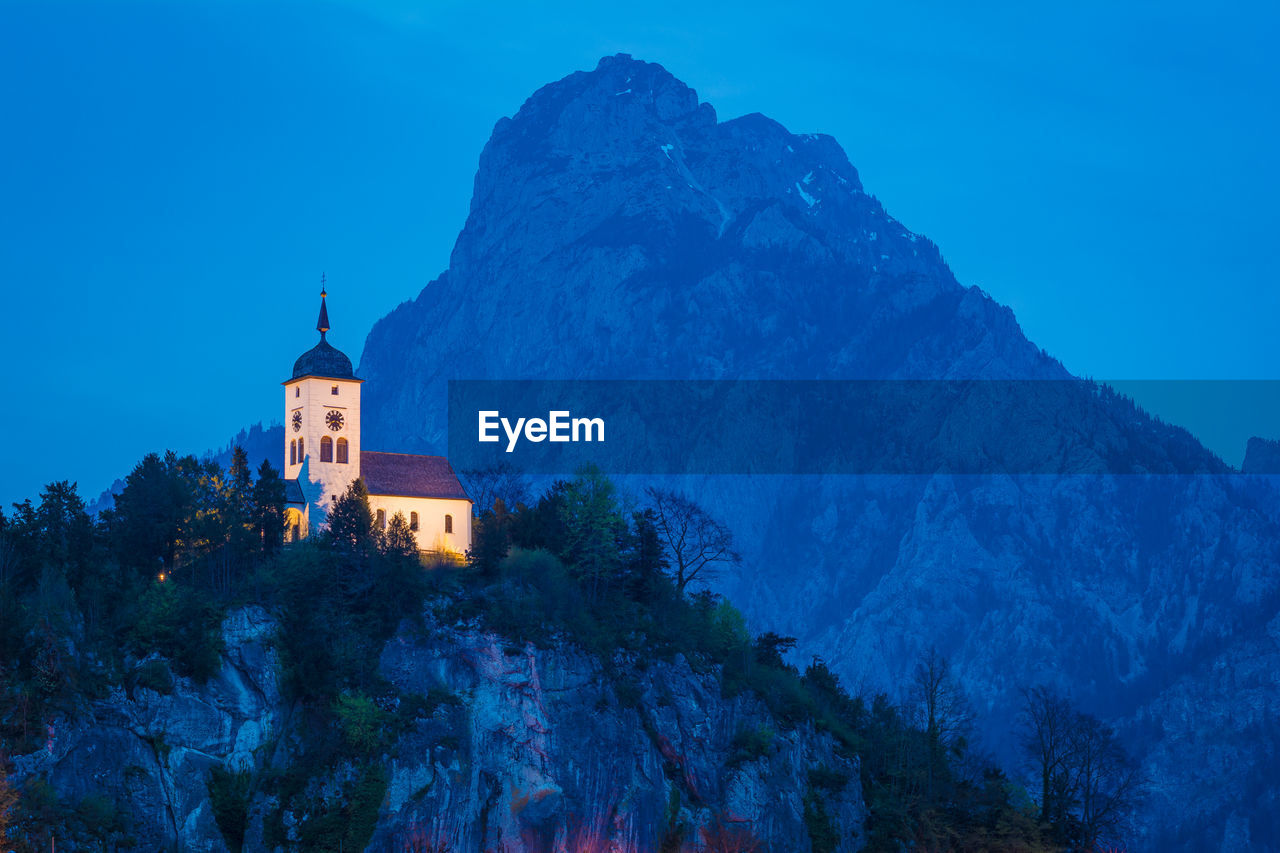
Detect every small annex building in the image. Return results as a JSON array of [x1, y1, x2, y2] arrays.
[[282, 287, 472, 555]]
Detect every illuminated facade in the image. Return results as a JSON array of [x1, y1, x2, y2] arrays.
[[283, 288, 472, 555]]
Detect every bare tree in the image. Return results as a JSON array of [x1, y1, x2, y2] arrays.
[[1021, 685, 1080, 830], [460, 463, 530, 516], [644, 487, 740, 593], [1021, 686, 1143, 850], [1071, 713, 1143, 850], [910, 647, 973, 798], [912, 647, 972, 749]]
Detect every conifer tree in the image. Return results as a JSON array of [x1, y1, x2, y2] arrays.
[[626, 508, 666, 603], [559, 466, 624, 600], [469, 498, 511, 578], [325, 477, 377, 557], [113, 452, 190, 575], [253, 459, 285, 556], [383, 511, 418, 558]]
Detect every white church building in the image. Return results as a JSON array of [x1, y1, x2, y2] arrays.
[[282, 288, 472, 555]]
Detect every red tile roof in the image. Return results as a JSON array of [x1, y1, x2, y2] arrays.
[[360, 451, 471, 501]]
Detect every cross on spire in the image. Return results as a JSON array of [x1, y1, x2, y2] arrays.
[[317, 274, 330, 338]]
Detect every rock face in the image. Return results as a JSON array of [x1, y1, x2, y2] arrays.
[[355, 55, 1280, 850], [14, 607, 865, 851], [370, 618, 864, 852], [12, 606, 286, 851]]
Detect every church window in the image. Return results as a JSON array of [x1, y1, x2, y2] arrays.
[[376, 509, 386, 529], [298, 437, 304, 460], [444, 514, 453, 534], [336, 437, 349, 464], [331, 385, 339, 395], [320, 436, 333, 462], [409, 512, 419, 531], [290, 440, 296, 466], [295, 387, 300, 398]]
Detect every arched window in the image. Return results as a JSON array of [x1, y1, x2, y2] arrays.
[[320, 436, 333, 462], [289, 440, 296, 466], [336, 437, 348, 464], [298, 437, 304, 461], [376, 509, 386, 529], [444, 514, 453, 534], [409, 512, 419, 531]]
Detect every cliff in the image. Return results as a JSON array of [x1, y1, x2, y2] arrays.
[[9, 605, 864, 850]]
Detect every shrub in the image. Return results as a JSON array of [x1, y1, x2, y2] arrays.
[[207, 764, 253, 853], [803, 785, 839, 853], [808, 765, 850, 793], [334, 691, 389, 756], [130, 659, 174, 695], [727, 724, 775, 768], [130, 582, 224, 681]]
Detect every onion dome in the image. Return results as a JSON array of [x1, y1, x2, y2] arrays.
[[291, 282, 356, 380]]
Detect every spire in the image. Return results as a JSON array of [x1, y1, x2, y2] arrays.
[[316, 274, 330, 339]]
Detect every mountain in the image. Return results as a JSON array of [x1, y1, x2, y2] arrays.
[[1244, 436, 1280, 474], [356, 55, 1280, 850]]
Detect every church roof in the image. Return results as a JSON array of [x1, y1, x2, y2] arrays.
[[360, 451, 471, 501], [290, 339, 356, 381], [289, 286, 358, 381], [283, 478, 306, 505]]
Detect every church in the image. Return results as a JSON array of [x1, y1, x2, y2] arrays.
[[282, 288, 472, 556]]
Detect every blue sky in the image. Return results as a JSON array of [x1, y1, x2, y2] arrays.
[[2, 0, 1277, 507]]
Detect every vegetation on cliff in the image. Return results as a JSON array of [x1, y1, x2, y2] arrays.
[[0, 450, 1138, 850]]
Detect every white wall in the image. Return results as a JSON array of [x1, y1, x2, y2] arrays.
[[284, 374, 363, 524], [368, 495, 473, 556]]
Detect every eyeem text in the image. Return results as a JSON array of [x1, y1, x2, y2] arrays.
[[478, 410, 605, 452]]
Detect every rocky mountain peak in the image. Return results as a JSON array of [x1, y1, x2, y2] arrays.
[[463, 55, 869, 272], [1243, 435, 1280, 473]]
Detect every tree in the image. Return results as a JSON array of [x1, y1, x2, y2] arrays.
[[559, 466, 625, 600], [112, 452, 190, 575], [1071, 713, 1143, 850], [911, 647, 972, 752], [383, 511, 418, 558], [509, 480, 569, 553], [1021, 685, 1080, 833], [625, 508, 667, 603], [325, 478, 377, 557], [753, 631, 797, 669], [224, 447, 256, 562], [803, 656, 858, 723], [32, 481, 94, 587], [468, 498, 511, 578], [1020, 686, 1142, 849], [644, 487, 740, 593], [253, 459, 286, 556], [459, 463, 530, 516], [910, 647, 972, 800]]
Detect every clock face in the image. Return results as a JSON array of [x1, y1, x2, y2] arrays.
[[292, 411, 302, 432], [326, 410, 344, 431]]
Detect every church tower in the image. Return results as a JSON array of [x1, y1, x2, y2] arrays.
[[283, 284, 362, 535]]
